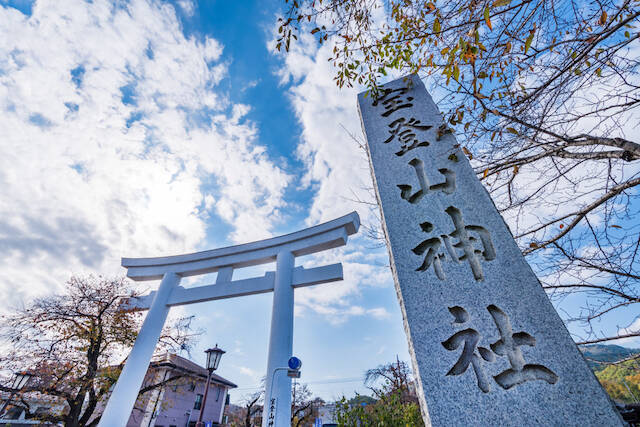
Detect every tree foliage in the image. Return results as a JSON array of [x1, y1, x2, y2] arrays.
[[0, 275, 197, 426], [277, 0, 640, 344], [335, 358, 424, 426], [596, 359, 640, 403]]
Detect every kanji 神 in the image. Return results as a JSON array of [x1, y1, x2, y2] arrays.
[[384, 117, 432, 156], [442, 305, 558, 393], [372, 87, 414, 117], [441, 306, 495, 393], [397, 158, 455, 204], [487, 304, 558, 390], [412, 206, 496, 281]]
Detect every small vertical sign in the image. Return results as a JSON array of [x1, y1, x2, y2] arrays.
[[267, 397, 276, 427]]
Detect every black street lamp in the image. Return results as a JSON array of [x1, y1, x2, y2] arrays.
[[0, 371, 34, 417], [196, 345, 225, 427]]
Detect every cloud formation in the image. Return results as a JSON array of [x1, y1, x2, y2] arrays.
[[0, 0, 289, 303]]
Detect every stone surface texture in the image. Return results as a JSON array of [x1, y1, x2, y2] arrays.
[[358, 74, 622, 426]]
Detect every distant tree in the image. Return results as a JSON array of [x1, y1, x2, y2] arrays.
[[335, 358, 424, 426], [596, 360, 640, 403], [291, 381, 323, 427], [0, 275, 197, 426], [244, 391, 263, 427], [227, 391, 263, 427], [364, 357, 418, 406], [277, 0, 640, 345]]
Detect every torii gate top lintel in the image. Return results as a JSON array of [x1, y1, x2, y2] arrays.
[[122, 211, 360, 281]]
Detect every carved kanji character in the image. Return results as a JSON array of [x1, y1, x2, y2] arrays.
[[412, 223, 447, 279], [445, 206, 496, 281], [384, 117, 432, 156], [487, 305, 558, 390], [372, 87, 414, 117], [398, 158, 455, 203], [441, 306, 495, 393], [412, 206, 495, 281]]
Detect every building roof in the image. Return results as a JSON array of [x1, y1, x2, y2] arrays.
[[150, 353, 237, 389]]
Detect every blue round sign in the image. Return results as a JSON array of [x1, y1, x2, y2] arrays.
[[288, 356, 302, 370]]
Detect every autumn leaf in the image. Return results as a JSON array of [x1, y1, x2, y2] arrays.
[[483, 168, 489, 178], [529, 242, 538, 249], [513, 165, 519, 174], [506, 127, 518, 134], [598, 10, 607, 26], [484, 7, 492, 30], [611, 225, 622, 229], [493, 0, 510, 6], [462, 146, 473, 159], [448, 153, 459, 162], [433, 18, 441, 33]]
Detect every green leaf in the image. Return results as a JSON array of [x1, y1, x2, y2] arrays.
[[433, 18, 441, 33], [524, 30, 535, 54], [453, 65, 460, 81]]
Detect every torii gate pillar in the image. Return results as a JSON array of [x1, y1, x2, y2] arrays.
[[98, 212, 359, 427], [264, 251, 295, 427]]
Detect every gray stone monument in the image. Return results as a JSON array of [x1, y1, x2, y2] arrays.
[[358, 74, 622, 426]]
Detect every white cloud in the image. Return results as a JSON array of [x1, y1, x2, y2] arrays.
[[268, 19, 398, 321], [0, 0, 290, 304], [177, 0, 195, 17]]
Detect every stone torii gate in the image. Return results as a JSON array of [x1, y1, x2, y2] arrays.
[[98, 212, 360, 427]]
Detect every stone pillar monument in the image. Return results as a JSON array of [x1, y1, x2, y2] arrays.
[[358, 74, 622, 425]]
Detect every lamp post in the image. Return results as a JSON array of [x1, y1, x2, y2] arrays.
[[195, 344, 225, 427], [0, 371, 33, 417]]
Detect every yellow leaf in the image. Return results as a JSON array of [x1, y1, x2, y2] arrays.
[[483, 169, 489, 178], [462, 146, 473, 159], [433, 18, 441, 33], [493, 0, 510, 6], [513, 165, 519, 174], [506, 127, 518, 134]]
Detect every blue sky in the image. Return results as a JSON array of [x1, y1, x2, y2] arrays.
[[0, 0, 638, 406]]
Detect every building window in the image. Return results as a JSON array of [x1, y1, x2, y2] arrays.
[[194, 393, 203, 410]]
